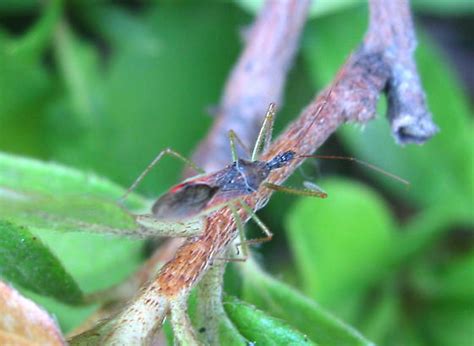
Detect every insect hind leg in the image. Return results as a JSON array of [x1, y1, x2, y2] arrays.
[[120, 148, 205, 202]]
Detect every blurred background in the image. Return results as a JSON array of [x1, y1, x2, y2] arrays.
[[0, 0, 472, 344]]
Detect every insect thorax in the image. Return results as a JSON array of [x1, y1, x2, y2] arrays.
[[217, 159, 271, 193]]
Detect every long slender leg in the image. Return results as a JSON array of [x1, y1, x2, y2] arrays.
[[214, 204, 248, 262], [262, 105, 276, 154], [228, 130, 239, 162], [134, 214, 204, 237], [120, 148, 204, 202], [264, 181, 328, 198], [230, 204, 249, 257], [228, 130, 251, 160], [251, 103, 276, 161], [237, 199, 273, 245], [215, 199, 272, 262]]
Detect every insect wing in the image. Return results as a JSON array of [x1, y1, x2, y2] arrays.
[[152, 183, 219, 221]]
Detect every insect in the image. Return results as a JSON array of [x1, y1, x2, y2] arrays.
[[121, 100, 408, 257], [120, 104, 326, 256]]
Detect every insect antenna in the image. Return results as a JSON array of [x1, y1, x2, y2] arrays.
[[299, 154, 410, 186]]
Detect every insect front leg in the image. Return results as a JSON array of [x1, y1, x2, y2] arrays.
[[251, 103, 276, 161], [228, 130, 251, 161], [120, 148, 205, 202], [134, 214, 205, 237], [264, 181, 328, 199]]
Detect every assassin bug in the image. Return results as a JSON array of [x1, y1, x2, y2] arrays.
[[121, 101, 408, 256], [120, 104, 327, 255]]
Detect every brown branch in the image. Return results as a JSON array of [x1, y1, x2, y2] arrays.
[[365, 0, 438, 144], [71, 0, 438, 344], [191, 1, 311, 343]]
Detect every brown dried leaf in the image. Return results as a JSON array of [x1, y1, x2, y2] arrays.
[[0, 281, 65, 346]]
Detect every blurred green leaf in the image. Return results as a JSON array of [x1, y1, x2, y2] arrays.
[[225, 295, 317, 345], [78, 5, 159, 55], [35, 229, 143, 294], [0, 0, 38, 13], [412, 249, 474, 303], [0, 192, 141, 236], [48, 3, 247, 196], [22, 291, 97, 333], [54, 20, 101, 128], [358, 284, 399, 345], [0, 152, 143, 236], [394, 205, 473, 267], [0, 151, 146, 209], [286, 178, 395, 319], [9, 0, 62, 60], [0, 220, 83, 304], [241, 260, 373, 345], [0, 0, 62, 157], [422, 302, 474, 346], [413, 0, 474, 14], [302, 8, 474, 212], [0, 52, 54, 158], [0, 151, 147, 329]]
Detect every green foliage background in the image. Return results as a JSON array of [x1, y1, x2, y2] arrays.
[[0, 0, 472, 344]]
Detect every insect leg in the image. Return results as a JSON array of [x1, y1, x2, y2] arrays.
[[230, 203, 250, 259], [237, 199, 273, 245], [214, 204, 249, 262], [120, 148, 205, 202], [134, 214, 204, 237], [264, 181, 328, 198], [251, 103, 276, 161], [228, 130, 239, 162], [228, 130, 251, 160]]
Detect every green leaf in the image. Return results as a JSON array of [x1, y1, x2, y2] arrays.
[[0, 192, 141, 236], [0, 52, 54, 158], [285, 178, 396, 319], [21, 292, 97, 333], [0, 151, 147, 329], [0, 0, 38, 13], [0, 151, 146, 209], [411, 250, 474, 303], [0, 0, 62, 157], [393, 205, 473, 267], [78, 5, 159, 55], [0, 220, 82, 304], [0, 151, 156, 239], [302, 8, 474, 212], [54, 20, 102, 128], [412, 0, 474, 14], [48, 3, 247, 195], [241, 260, 374, 346], [9, 0, 62, 60], [225, 295, 317, 345], [357, 283, 399, 345], [422, 302, 474, 346]]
